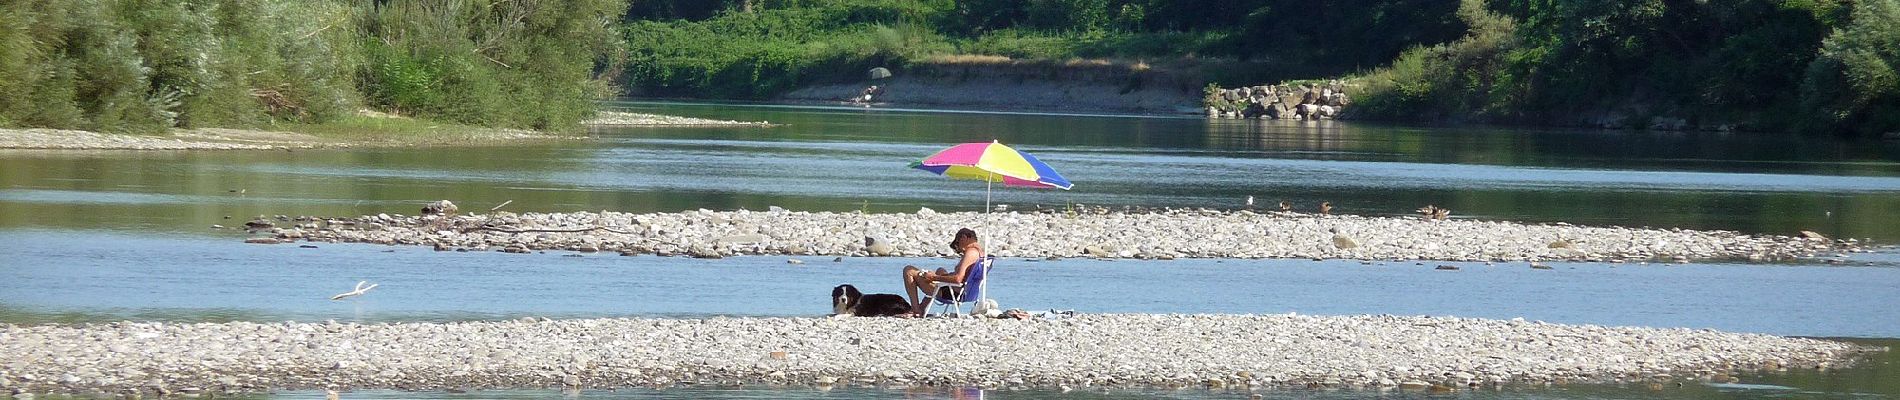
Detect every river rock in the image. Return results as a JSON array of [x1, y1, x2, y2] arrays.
[[266, 208, 1851, 263], [717, 234, 766, 245], [688, 245, 723, 259], [421, 200, 458, 216], [864, 237, 895, 256]]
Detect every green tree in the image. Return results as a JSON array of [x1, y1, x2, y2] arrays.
[[1801, 0, 1900, 136]]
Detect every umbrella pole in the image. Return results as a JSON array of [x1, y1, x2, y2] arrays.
[[985, 172, 993, 213], [982, 172, 993, 306]]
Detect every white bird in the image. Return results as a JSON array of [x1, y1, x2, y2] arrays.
[[330, 281, 378, 301], [1246, 195, 1255, 208]]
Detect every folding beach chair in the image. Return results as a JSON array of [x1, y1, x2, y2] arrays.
[[924, 255, 993, 317]]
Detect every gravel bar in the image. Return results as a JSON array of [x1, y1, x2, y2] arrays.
[[261, 207, 1861, 262], [0, 315, 1875, 396], [584, 111, 772, 126], [1, 128, 287, 150]]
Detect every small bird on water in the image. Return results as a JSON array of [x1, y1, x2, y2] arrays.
[[1278, 200, 1292, 212], [1318, 201, 1334, 215], [1245, 195, 1255, 210]]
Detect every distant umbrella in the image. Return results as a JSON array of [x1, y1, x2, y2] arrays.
[[868, 67, 892, 80]]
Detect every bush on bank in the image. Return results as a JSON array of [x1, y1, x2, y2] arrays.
[[1350, 0, 1900, 136], [0, 0, 624, 133]]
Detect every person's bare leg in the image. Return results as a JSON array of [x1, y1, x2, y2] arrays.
[[901, 265, 924, 307]]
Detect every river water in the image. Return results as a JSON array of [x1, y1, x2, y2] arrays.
[[2, 101, 1897, 399]]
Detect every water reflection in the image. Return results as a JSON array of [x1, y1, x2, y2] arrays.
[[5, 102, 1898, 241]]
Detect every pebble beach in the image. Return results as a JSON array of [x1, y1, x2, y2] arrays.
[[0, 314, 1876, 397], [259, 207, 1862, 263], [0, 128, 293, 150]]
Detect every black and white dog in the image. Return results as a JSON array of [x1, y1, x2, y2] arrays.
[[831, 284, 911, 317]]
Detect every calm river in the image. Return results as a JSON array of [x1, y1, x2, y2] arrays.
[[2, 101, 1897, 399]]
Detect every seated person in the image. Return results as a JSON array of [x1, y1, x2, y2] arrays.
[[900, 228, 984, 315]]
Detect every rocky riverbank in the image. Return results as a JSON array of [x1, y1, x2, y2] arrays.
[[0, 126, 559, 151], [1, 111, 769, 151], [0, 315, 1874, 396], [0, 128, 302, 150], [255, 207, 1861, 263], [1204, 81, 1353, 120]]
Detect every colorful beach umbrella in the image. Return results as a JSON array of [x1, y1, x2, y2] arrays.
[[911, 140, 1071, 211]]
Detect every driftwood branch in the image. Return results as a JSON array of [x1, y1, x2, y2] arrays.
[[330, 281, 378, 301], [490, 200, 513, 211]]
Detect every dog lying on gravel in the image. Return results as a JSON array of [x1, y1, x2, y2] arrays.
[[831, 284, 911, 317]]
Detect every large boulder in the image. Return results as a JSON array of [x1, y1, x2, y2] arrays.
[[1242, 102, 1269, 119], [1267, 103, 1290, 119]]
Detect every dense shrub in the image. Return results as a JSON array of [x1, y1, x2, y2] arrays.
[[1800, 0, 1900, 136], [0, 0, 623, 133], [1350, 0, 1518, 122], [1350, 0, 1896, 135], [622, 3, 952, 98]]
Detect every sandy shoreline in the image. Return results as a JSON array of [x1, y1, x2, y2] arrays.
[[259, 208, 1861, 263], [0, 315, 1874, 396]]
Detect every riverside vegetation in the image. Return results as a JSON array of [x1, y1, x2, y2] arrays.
[[1349, 0, 1900, 136], [0, 0, 625, 136], [618, 0, 1900, 137], [10, 0, 1894, 136]]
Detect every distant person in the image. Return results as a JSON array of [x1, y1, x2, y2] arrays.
[[900, 228, 984, 315]]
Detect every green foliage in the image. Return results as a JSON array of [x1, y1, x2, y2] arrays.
[[1203, 83, 1236, 112], [1024, 0, 1111, 32], [1494, 0, 1843, 120], [1801, 0, 1900, 135], [618, 0, 1467, 99], [1351, 0, 1900, 135], [358, 0, 625, 130], [623, 2, 954, 98], [1237, 0, 1467, 70], [1351, 0, 1518, 121], [0, 0, 623, 133], [957, 29, 1081, 59]]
